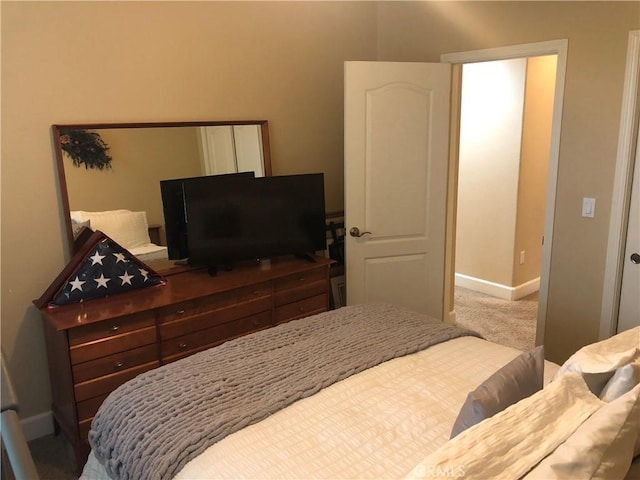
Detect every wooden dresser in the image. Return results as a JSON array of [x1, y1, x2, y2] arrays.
[[37, 255, 333, 472]]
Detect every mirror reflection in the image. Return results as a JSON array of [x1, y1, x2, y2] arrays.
[[53, 121, 271, 260]]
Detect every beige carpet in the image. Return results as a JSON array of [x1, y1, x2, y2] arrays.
[[2, 432, 77, 480], [454, 286, 538, 352]]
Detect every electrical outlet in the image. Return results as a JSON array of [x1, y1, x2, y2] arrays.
[[519, 250, 526, 265]]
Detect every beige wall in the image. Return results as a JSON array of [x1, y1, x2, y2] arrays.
[[456, 55, 555, 290], [456, 58, 526, 287], [65, 127, 203, 229], [1, 1, 638, 424], [514, 55, 556, 286], [1, 1, 377, 420]]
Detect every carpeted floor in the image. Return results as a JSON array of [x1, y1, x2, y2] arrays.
[[33, 434, 78, 480], [13, 290, 537, 479], [454, 286, 538, 351], [2, 432, 77, 480]]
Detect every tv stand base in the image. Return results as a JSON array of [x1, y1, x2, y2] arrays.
[[296, 252, 317, 263]]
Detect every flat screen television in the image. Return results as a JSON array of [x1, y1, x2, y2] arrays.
[[184, 173, 326, 270], [160, 172, 255, 260]]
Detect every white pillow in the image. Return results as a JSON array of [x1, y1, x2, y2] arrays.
[[554, 327, 640, 395], [405, 374, 602, 480], [600, 359, 640, 403], [71, 210, 151, 250], [524, 383, 640, 480], [70, 209, 130, 223]]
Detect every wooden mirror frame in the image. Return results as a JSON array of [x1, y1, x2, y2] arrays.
[[52, 120, 272, 256]]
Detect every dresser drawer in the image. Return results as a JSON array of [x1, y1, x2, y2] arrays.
[[74, 361, 159, 402], [161, 310, 272, 361], [274, 294, 328, 324], [158, 282, 271, 323], [70, 327, 157, 365], [72, 344, 158, 383], [274, 279, 327, 306], [68, 311, 155, 346], [160, 296, 272, 340], [76, 394, 108, 422], [273, 268, 326, 292]]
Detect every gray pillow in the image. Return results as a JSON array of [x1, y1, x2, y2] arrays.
[[450, 345, 545, 438]]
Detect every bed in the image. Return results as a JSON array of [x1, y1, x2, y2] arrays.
[[79, 303, 640, 480], [70, 209, 168, 263]]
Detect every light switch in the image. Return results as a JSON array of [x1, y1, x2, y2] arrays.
[[582, 197, 596, 218]]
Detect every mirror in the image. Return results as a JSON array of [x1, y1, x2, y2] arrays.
[[52, 121, 271, 260]]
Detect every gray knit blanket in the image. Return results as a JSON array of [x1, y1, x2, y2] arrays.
[[88, 303, 480, 480]]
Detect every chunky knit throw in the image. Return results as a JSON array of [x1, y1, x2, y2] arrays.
[[88, 303, 480, 480]]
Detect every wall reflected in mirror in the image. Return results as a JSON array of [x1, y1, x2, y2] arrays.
[[53, 121, 271, 258]]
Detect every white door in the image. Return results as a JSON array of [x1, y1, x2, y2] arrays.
[[200, 126, 237, 175], [233, 125, 265, 177], [617, 133, 640, 333], [344, 61, 451, 320], [200, 125, 265, 177]]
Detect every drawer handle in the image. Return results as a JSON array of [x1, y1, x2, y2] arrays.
[[299, 307, 306, 312], [299, 277, 306, 282], [114, 361, 125, 369], [110, 325, 120, 332], [176, 309, 186, 315], [178, 342, 188, 350]]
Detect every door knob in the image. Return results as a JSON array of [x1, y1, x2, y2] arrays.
[[631, 253, 640, 265], [349, 227, 372, 238]]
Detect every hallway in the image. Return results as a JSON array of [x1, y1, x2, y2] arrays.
[[454, 287, 538, 351]]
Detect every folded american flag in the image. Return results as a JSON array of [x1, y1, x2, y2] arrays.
[[34, 231, 166, 308]]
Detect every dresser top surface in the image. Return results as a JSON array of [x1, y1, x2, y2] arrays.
[[39, 255, 333, 331]]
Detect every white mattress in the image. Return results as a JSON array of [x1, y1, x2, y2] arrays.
[[81, 336, 559, 480]]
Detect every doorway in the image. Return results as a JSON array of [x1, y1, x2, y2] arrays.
[[452, 56, 556, 350], [442, 39, 569, 347], [455, 57, 555, 299]]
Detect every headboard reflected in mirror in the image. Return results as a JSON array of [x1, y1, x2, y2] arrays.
[[52, 121, 272, 258]]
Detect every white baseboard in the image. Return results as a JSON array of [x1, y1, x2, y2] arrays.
[[20, 411, 54, 441], [455, 273, 540, 301]]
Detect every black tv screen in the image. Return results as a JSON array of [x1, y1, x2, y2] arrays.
[[184, 173, 326, 267], [160, 172, 255, 260]]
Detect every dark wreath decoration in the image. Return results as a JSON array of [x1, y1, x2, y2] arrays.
[[59, 129, 112, 170]]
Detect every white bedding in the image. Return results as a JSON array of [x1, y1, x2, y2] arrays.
[[129, 243, 168, 263], [81, 336, 560, 480], [70, 209, 169, 263]]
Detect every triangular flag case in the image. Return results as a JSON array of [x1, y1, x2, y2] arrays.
[[34, 230, 166, 309]]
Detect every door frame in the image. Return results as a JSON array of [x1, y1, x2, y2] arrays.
[[441, 39, 568, 345], [600, 30, 640, 339]]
